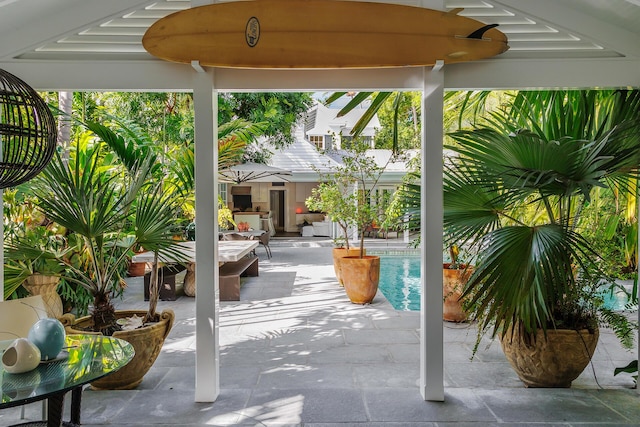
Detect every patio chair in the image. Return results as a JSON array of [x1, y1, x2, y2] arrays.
[[0, 295, 48, 341], [222, 232, 256, 256], [363, 224, 379, 238], [260, 210, 275, 237], [257, 231, 272, 259]]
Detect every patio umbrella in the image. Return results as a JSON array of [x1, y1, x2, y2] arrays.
[[219, 162, 292, 184]]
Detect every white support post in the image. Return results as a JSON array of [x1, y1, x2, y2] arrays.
[[193, 63, 220, 402], [420, 62, 445, 401]]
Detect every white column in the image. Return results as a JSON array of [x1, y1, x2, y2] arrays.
[[193, 64, 220, 402], [420, 62, 445, 401]]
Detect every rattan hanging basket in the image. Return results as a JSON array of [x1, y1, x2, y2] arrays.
[[0, 69, 57, 188]]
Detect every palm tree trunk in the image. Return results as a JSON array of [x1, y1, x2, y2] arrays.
[[146, 252, 160, 322], [57, 91, 72, 161]]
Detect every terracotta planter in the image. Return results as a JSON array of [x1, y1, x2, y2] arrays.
[[500, 325, 599, 388], [23, 274, 63, 318], [442, 263, 473, 322], [128, 249, 147, 277], [60, 309, 174, 390], [332, 247, 364, 286], [340, 255, 380, 304], [128, 260, 147, 277]]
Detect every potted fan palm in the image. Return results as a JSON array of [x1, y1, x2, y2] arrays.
[[30, 121, 188, 390], [444, 89, 640, 387]]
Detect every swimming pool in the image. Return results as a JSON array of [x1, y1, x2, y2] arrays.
[[378, 255, 421, 311], [377, 255, 636, 312]]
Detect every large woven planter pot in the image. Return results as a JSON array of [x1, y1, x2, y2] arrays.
[[500, 325, 599, 388], [332, 247, 364, 286], [23, 274, 63, 318], [60, 309, 174, 390], [340, 255, 380, 304], [442, 264, 473, 322]]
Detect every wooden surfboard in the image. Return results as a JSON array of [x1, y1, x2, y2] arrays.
[[142, 0, 509, 69]]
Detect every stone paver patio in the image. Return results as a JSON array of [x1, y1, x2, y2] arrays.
[[2, 237, 639, 426]]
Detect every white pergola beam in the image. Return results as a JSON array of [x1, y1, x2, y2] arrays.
[[444, 58, 640, 90], [2, 57, 639, 92]]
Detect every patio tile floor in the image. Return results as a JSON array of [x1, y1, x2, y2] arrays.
[[1, 236, 639, 426]]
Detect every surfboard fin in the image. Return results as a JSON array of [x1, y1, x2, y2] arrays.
[[467, 24, 499, 39], [446, 8, 464, 16]]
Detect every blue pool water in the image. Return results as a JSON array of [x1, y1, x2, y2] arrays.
[[378, 255, 422, 311], [378, 255, 636, 312]]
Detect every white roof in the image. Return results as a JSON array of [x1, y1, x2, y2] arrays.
[[323, 148, 416, 184], [270, 138, 341, 182], [366, 149, 418, 173]]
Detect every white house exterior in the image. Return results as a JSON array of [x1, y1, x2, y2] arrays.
[[225, 102, 412, 236], [304, 101, 380, 150]]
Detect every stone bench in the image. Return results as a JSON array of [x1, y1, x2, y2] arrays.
[[219, 256, 259, 301]]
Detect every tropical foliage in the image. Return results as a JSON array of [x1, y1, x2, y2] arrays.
[[220, 92, 314, 149], [4, 92, 311, 324], [324, 91, 420, 153], [306, 140, 391, 256], [306, 181, 357, 249], [444, 89, 640, 343], [31, 136, 186, 333]]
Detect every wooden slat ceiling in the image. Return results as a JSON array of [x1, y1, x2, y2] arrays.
[[6, 0, 638, 61]]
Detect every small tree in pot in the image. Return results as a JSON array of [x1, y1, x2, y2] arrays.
[[306, 180, 359, 285], [308, 140, 392, 303]]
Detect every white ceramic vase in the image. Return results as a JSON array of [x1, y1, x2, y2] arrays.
[[2, 338, 41, 374]]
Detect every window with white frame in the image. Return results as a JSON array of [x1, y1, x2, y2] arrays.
[[309, 135, 324, 149], [218, 183, 227, 205]]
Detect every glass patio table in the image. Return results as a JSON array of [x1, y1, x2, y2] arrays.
[[0, 334, 134, 427]]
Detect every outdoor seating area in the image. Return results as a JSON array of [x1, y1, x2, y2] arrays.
[[2, 1, 640, 425], [2, 236, 638, 426]]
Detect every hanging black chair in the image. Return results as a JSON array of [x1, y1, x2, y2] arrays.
[[0, 69, 57, 189]]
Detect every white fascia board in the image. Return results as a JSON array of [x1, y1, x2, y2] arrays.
[[445, 57, 640, 90], [290, 173, 323, 183], [0, 60, 427, 91], [3, 56, 639, 92], [0, 60, 193, 91]]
